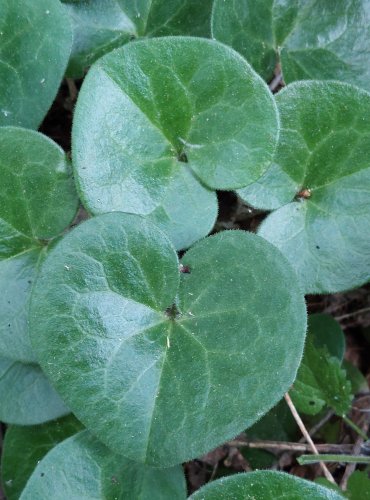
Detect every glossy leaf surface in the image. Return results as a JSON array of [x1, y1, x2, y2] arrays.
[[212, 0, 370, 92], [258, 81, 370, 294], [1, 415, 83, 500], [291, 338, 352, 416], [0, 0, 72, 128], [20, 430, 186, 500], [148, 166, 218, 250], [63, 0, 213, 77], [189, 470, 344, 499], [0, 356, 69, 425], [0, 127, 78, 362], [30, 213, 306, 466], [72, 37, 279, 217]]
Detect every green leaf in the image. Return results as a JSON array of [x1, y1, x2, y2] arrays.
[[0, 0, 72, 129], [63, 0, 214, 77], [258, 81, 370, 294], [291, 338, 352, 416], [212, 0, 370, 92], [315, 478, 344, 495], [0, 356, 69, 425], [20, 430, 187, 500], [308, 314, 345, 361], [342, 360, 369, 394], [0, 127, 78, 362], [72, 37, 279, 217], [189, 470, 345, 499], [1, 415, 83, 500], [211, 0, 280, 81], [346, 471, 370, 500], [317, 474, 370, 499], [238, 163, 298, 211], [30, 213, 306, 466], [245, 399, 298, 443], [148, 166, 218, 250]]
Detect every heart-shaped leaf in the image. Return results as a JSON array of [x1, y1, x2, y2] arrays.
[[258, 81, 370, 294], [63, 0, 213, 77], [20, 430, 187, 500], [212, 0, 370, 92], [147, 166, 218, 250], [0, 0, 72, 129], [72, 37, 279, 218], [1, 415, 83, 500], [0, 356, 69, 425], [189, 470, 345, 499], [0, 127, 78, 362], [30, 213, 306, 466]]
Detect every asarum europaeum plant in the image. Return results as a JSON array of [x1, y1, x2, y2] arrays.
[[1, 0, 370, 498]]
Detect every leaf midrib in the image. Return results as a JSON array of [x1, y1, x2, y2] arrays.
[[98, 65, 180, 157]]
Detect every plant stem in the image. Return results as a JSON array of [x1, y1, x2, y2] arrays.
[[269, 73, 283, 92], [343, 415, 368, 440], [298, 454, 370, 465], [228, 439, 354, 454], [284, 392, 336, 484]]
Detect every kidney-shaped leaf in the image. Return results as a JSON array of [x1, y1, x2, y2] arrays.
[[1, 415, 83, 500], [212, 0, 370, 92], [0, 0, 72, 129], [0, 127, 78, 362], [189, 470, 345, 499], [20, 430, 186, 500], [63, 0, 214, 77], [72, 37, 279, 217], [30, 213, 306, 466], [0, 356, 69, 425], [258, 81, 370, 294]]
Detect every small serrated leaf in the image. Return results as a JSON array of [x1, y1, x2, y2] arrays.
[[291, 338, 353, 416]]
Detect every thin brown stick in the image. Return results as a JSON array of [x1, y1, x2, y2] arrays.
[[299, 410, 335, 442], [284, 393, 336, 484], [335, 306, 370, 321], [228, 439, 354, 454]]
